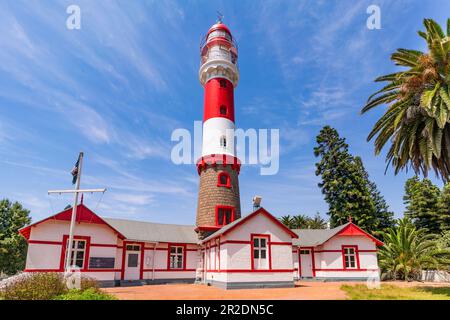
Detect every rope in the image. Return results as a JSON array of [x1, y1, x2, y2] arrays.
[[94, 190, 105, 211]]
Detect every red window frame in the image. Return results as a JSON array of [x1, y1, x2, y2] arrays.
[[341, 245, 360, 270], [217, 172, 231, 187], [250, 234, 272, 271], [167, 243, 187, 270], [59, 235, 91, 271], [215, 205, 235, 226]]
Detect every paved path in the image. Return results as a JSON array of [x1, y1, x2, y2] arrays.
[[104, 281, 351, 300]]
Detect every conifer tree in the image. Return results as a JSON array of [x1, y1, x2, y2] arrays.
[[403, 177, 441, 234], [314, 126, 385, 232], [438, 183, 450, 232]]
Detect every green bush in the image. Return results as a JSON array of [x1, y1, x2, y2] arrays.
[[54, 288, 116, 300], [0, 272, 103, 300]]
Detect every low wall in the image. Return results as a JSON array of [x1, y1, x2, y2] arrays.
[[421, 270, 450, 282]]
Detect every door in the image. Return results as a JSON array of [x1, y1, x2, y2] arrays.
[[124, 244, 141, 280], [300, 249, 313, 278]]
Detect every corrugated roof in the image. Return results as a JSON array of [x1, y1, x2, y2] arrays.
[[201, 207, 299, 243], [291, 223, 350, 247], [103, 218, 198, 244], [201, 216, 243, 242]]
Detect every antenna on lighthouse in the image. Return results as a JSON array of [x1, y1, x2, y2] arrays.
[[216, 11, 224, 23]]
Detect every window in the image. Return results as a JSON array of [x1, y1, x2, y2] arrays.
[[65, 239, 86, 268], [343, 246, 358, 269], [219, 79, 227, 88], [217, 172, 230, 187], [127, 253, 139, 267], [219, 105, 227, 115], [169, 246, 184, 269], [300, 249, 310, 255], [220, 136, 227, 148], [126, 245, 140, 251], [252, 236, 269, 270], [216, 207, 233, 226]]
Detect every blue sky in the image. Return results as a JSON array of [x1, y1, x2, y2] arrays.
[[0, 0, 448, 224]]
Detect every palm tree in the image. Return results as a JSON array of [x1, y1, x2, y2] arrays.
[[291, 215, 309, 229], [378, 218, 450, 281], [307, 213, 328, 229], [362, 19, 450, 181], [279, 215, 294, 229]]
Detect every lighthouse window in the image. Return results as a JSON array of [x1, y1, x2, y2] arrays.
[[217, 207, 234, 226], [220, 136, 227, 148], [220, 79, 227, 88], [219, 105, 227, 115], [218, 172, 230, 187]]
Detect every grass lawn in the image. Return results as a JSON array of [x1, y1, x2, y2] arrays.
[[342, 284, 450, 300]]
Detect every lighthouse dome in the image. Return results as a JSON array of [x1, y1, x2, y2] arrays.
[[207, 22, 232, 38], [206, 22, 232, 42]]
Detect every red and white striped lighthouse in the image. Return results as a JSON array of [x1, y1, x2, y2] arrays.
[[196, 21, 241, 239]]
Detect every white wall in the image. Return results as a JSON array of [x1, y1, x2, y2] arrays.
[[311, 235, 380, 279], [25, 220, 199, 283], [204, 212, 295, 284]]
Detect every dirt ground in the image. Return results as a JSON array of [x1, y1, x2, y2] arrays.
[[105, 281, 344, 300], [104, 281, 450, 300]]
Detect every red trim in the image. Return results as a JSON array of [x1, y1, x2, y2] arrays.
[[142, 268, 196, 272], [206, 207, 298, 242], [270, 241, 291, 246], [315, 268, 378, 272], [298, 248, 302, 278], [250, 234, 271, 271], [120, 241, 127, 280], [59, 235, 91, 272], [140, 242, 145, 280], [221, 240, 250, 245], [215, 205, 235, 226], [336, 223, 384, 246], [342, 245, 360, 270], [217, 172, 231, 188], [28, 240, 62, 245], [19, 204, 126, 240], [167, 243, 187, 271], [90, 243, 120, 248], [25, 269, 122, 273], [24, 268, 61, 272], [205, 269, 294, 273], [311, 248, 316, 277], [196, 155, 241, 175]]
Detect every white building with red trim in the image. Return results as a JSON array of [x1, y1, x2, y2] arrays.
[[19, 21, 383, 289], [19, 204, 382, 288]]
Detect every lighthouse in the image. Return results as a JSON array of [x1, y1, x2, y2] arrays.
[[196, 21, 241, 239]]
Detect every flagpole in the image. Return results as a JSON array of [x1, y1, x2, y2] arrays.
[[65, 151, 83, 272]]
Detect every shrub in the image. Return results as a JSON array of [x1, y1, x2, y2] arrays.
[[54, 288, 116, 300], [0, 272, 102, 300], [0, 272, 67, 300], [80, 276, 99, 291]]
